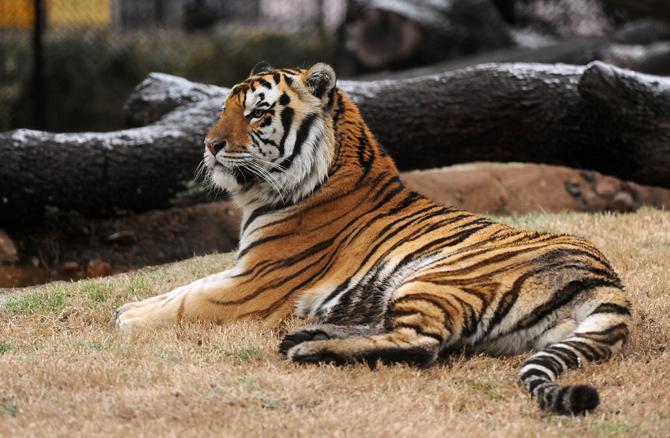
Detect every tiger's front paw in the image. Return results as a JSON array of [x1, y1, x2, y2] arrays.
[[112, 290, 185, 333]]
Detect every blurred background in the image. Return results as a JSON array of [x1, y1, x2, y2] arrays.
[[3, 0, 669, 133], [1, 0, 344, 132], [1, 0, 670, 287]]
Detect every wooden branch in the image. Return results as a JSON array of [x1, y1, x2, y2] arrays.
[[2, 62, 669, 224]]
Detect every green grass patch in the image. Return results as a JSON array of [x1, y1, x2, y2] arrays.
[[201, 346, 265, 362], [5, 288, 67, 314], [126, 276, 153, 298], [82, 282, 112, 304], [0, 341, 10, 354], [591, 420, 636, 436], [1, 400, 18, 417], [462, 378, 509, 401]]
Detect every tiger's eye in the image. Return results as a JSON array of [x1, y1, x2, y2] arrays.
[[252, 108, 264, 119]]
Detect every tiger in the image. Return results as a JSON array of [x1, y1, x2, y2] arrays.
[[113, 61, 631, 415]]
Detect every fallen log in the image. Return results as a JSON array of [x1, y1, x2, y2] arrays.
[[1, 61, 670, 224]]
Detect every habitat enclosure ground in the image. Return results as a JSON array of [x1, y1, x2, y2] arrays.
[[1, 208, 669, 436]]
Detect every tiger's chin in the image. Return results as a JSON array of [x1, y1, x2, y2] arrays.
[[209, 164, 286, 209], [210, 165, 244, 193]]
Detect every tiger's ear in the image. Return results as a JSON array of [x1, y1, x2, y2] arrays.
[[305, 63, 336, 99], [250, 61, 272, 76]]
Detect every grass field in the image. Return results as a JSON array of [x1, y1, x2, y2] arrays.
[[1, 208, 669, 437]]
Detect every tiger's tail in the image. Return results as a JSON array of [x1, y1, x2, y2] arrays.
[[518, 287, 631, 415]]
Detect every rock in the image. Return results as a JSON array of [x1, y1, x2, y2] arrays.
[[86, 259, 112, 278], [0, 229, 18, 263]]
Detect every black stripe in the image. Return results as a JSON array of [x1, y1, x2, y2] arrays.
[[563, 340, 599, 361], [237, 231, 293, 259], [245, 172, 389, 238], [528, 378, 551, 394], [257, 78, 272, 89], [277, 107, 294, 156], [247, 183, 412, 305], [523, 356, 564, 376], [327, 213, 482, 310], [275, 113, 317, 170], [357, 130, 375, 182], [513, 278, 619, 332], [238, 177, 409, 284], [590, 302, 631, 316], [241, 203, 285, 235], [520, 367, 552, 382], [545, 346, 580, 368], [371, 176, 401, 202]]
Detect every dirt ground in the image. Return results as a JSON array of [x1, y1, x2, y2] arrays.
[[0, 208, 668, 437]]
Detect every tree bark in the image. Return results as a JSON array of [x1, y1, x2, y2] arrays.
[[1, 61, 670, 224]]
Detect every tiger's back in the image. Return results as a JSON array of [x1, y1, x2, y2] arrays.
[[114, 62, 631, 415]]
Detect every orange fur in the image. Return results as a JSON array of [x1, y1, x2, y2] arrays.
[[114, 63, 630, 415]]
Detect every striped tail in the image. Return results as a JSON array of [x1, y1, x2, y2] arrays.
[[519, 290, 631, 415]]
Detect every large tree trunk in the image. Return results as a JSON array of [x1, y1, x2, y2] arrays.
[[1, 62, 669, 224]]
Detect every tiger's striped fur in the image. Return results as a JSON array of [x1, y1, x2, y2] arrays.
[[114, 62, 631, 415]]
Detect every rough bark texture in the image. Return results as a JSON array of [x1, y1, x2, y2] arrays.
[[1, 61, 670, 223], [348, 61, 670, 187], [0, 98, 219, 223]]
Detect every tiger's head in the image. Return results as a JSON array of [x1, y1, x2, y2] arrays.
[[204, 62, 338, 208]]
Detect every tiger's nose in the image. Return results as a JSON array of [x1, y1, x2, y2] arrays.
[[204, 137, 227, 156]]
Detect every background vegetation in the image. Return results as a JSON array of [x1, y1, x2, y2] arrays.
[[0, 28, 334, 132]]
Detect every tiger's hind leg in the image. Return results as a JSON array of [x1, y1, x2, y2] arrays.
[[519, 286, 631, 415], [279, 324, 383, 356], [285, 325, 443, 367], [283, 284, 453, 367]]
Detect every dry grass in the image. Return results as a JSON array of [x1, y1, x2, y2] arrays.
[[1, 208, 669, 437]]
